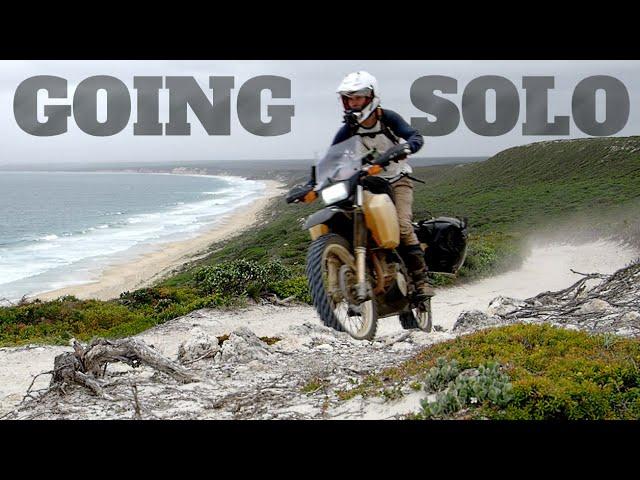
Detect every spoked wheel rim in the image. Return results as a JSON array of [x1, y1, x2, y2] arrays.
[[321, 242, 376, 340], [332, 299, 376, 339]]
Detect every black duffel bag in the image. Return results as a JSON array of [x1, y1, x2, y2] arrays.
[[414, 216, 468, 274]]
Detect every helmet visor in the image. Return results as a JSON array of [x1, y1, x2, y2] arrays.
[[341, 93, 372, 113], [339, 87, 373, 98]]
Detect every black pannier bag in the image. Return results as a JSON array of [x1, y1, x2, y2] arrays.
[[414, 216, 468, 275]]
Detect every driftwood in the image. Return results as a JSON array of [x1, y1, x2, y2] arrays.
[[502, 261, 640, 331], [131, 384, 142, 420], [50, 338, 197, 397], [261, 294, 296, 306]]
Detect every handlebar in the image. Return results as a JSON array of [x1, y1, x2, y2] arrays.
[[287, 144, 413, 204], [370, 144, 412, 168], [286, 184, 314, 204]]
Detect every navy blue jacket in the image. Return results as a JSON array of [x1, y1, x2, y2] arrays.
[[331, 108, 424, 154]]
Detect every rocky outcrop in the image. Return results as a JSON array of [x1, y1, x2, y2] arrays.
[[452, 260, 640, 337], [216, 327, 272, 364], [177, 327, 220, 364], [2, 320, 455, 420], [452, 310, 506, 333], [4, 261, 638, 420]]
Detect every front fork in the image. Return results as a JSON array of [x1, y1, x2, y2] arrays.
[[353, 185, 369, 303]]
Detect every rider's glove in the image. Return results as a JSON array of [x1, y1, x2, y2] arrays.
[[388, 144, 412, 163]]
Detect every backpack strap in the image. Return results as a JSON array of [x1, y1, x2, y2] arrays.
[[349, 107, 401, 144], [377, 108, 400, 145]]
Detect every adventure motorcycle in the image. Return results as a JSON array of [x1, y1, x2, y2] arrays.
[[287, 137, 468, 340]]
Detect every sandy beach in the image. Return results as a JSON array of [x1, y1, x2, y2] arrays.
[[33, 179, 286, 302]]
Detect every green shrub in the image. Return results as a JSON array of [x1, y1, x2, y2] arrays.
[[423, 357, 460, 392], [420, 360, 514, 419], [268, 276, 311, 303], [337, 324, 640, 420], [194, 259, 290, 297], [0, 258, 301, 346], [0, 296, 149, 346], [118, 287, 179, 309]]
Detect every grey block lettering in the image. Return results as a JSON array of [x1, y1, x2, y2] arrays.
[[462, 76, 519, 136], [409, 76, 460, 136], [237, 75, 294, 136], [73, 76, 131, 136], [572, 75, 630, 136], [165, 76, 234, 135], [133, 76, 163, 135], [14, 76, 71, 136], [522, 76, 570, 135]]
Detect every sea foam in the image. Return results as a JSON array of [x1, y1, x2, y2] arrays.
[[0, 174, 266, 301]]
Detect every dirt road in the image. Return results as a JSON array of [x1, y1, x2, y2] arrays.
[[1, 239, 637, 419]]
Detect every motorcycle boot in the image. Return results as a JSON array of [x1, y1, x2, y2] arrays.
[[404, 244, 435, 300]]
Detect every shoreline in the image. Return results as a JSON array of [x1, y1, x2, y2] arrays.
[[33, 179, 286, 302]]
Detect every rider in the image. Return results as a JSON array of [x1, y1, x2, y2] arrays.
[[331, 71, 435, 299]]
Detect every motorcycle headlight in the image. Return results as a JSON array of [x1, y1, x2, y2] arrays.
[[321, 182, 349, 205]]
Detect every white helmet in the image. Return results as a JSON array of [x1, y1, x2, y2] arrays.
[[336, 71, 381, 124]]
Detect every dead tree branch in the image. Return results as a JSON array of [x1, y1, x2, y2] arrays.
[[262, 294, 296, 306], [132, 384, 142, 420], [49, 337, 198, 397], [501, 261, 640, 334]]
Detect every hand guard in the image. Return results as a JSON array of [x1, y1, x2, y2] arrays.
[[387, 144, 412, 163], [286, 184, 314, 204]]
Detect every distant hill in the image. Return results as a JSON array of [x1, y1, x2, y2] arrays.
[[181, 136, 640, 284], [412, 136, 640, 234], [0, 156, 486, 178]]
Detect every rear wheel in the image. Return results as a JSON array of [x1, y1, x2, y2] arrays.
[[306, 233, 378, 340], [399, 298, 433, 332]]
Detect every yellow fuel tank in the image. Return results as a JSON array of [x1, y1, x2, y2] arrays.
[[363, 191, 400, 249]]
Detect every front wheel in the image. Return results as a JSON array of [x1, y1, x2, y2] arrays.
[[306, 233, 378, 341], [399, 298, 433, 332]]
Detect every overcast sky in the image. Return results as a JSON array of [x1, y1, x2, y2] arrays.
[[1, 60, 638, 165]]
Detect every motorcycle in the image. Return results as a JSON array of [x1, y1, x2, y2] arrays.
[[286, 137, 468, 340]]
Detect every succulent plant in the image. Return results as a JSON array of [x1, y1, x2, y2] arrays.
[[419, 358, 514, 419]]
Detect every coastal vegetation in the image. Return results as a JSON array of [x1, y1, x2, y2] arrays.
[[166, 135, 640, 290], [0, 259, 306, 347], [1, 136, 639, 420], [1, 136, 639, 354], [339, 324, 640, 420]]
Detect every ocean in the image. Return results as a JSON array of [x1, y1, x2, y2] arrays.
[[0, 172, 266, 302]]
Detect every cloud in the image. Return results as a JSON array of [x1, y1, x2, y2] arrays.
[[0, 60, 638, 165]]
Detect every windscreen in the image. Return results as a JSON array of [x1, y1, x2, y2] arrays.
[[315, 136, 366, 188]]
